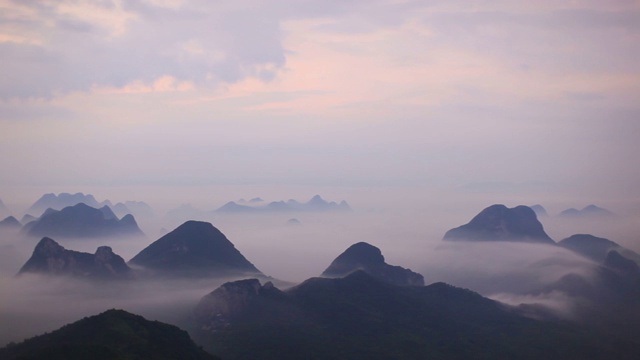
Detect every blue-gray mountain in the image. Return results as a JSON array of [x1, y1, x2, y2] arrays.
[[129, 220, 262, 277], [26, 192, 105, 217], [18, 237, 131, 279], [558, 204, 614, 218], [558, 234, 640, 265], [321, 242, 424, 286], [0, 216, 21, 229], [217, 195, 351, 213], [22, 203, 143, 238], [529, 204, 548, 217], [443, 204, 554, 244]]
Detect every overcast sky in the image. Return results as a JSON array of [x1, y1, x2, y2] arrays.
[[1, 0, 639, 209]]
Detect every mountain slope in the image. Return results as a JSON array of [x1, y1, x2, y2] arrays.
[[443, 204, 554, 244], [0, 309, 217, 360], [129, 220, 262, 277], [24, 203, 143, 238], [193, 271, 639, 360], [0, 216, 21, 229], [18, 237, 131, 279], [558, 234, 640, 265], [26, 193, 103, 216], [321, 242, 424, 286]]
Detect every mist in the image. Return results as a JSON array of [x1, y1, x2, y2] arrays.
[[2, 186, 639, 347]]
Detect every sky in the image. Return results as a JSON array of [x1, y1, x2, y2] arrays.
[[1, 0, 640, 210]]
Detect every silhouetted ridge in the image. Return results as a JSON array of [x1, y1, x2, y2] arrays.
[[604, 251, 639, 277], [0, 215, 21, 229], [18, 237, 131, 279], [530, 204, 548, 217], [192, 270, 636, 360], [24, 203, 143, 238], [322, 242, 424, 286], [215, 195, 352, 213], [27, 192, 102, 217], [443, 204, 554, 244], [559, 205, 614, 218], [129, 220, 262, 277], [558, 234, 640, 265], [0, 309, 218, 360]]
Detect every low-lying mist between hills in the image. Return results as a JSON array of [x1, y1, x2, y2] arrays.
[[0, 273, 235, 347], [1, 204, 639, 347]]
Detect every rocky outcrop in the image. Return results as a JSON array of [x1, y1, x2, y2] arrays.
[[443, 204, 554, 244], [321, 242, 424, 286], [18, 237, 131, 279]]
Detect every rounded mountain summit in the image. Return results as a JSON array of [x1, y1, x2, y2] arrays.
[[129, 221, 262, 277], [443, 204, 554, 244]]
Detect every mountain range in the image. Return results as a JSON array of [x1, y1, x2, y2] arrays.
[[22, 203, 144, 238], [216, 195, 352, 213], [25, 192, 153, 220], [192, 270, 640, 360], [559, 204, 615, 218]]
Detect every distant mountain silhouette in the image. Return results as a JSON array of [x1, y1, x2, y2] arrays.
[[20, 213, 37, 224], [216, 201, 257, 213], [322, 242, 424, 286], [530, 204, 548, 217], [443, 204, 554, 244], [286, 218, 302, 226], [249, 197, 263, 203], [605, 250, 640, 278], [192, 271, 637, 360], [558, 234, 640, 265], [23, 203, 143, 238], [0, 216, 21, 229], [112, 200, 154, 218], [0, 309, 218, 360], [216, 195, 352, 213], [558, 205, 614, 218], [129, 221, 262, 277], [18, 237, 131, 279], [26, 193, 104, 217]]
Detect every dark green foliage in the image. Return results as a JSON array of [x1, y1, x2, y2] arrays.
[[0, 309, 218, 360]]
